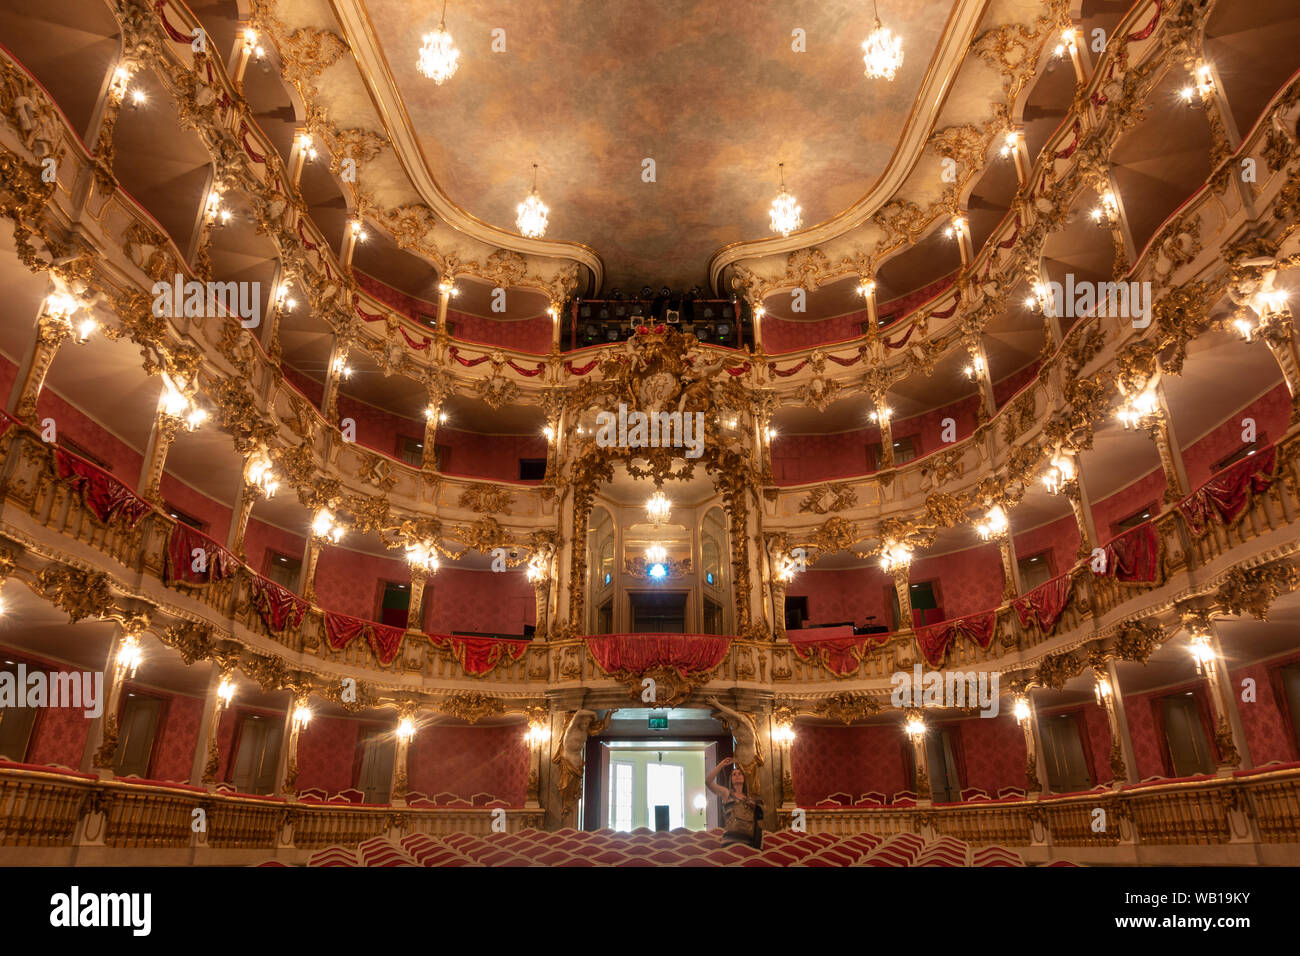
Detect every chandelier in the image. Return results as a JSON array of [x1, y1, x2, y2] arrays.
[[862, 0, 904, 82], [975, 505, 1009, 542], [417, 1, 459, 84], [516, 163, 549, 238], [646, 490, 671, 525], [768, 163, 802, 237]]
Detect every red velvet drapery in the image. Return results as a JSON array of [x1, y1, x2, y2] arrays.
[[323, 612, 405, 666], [429, 635, 530, 676], [1013, 574, 1073, 634], [248, 574, 308, 634], [1178, 446, 1276, 536], [914, 612, 995, 667], [585, 634, 730, 677], [1102, 522, 1161, 584], [788, 633, 890, 677], [55, 449, 152, 528], [165, 523, 238, 587]]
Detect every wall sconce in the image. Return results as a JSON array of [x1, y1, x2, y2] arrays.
[[764, 426, 777, 443], [396, 716, 417, 743], [405, 541, 439, 574], [349, 218, 367, 242], [525, 721, 550, 747], [312, 509, 345, 544], [963, 354, 984, 381], [1054, 28, 1077, 58], [161, 381, 206, 431], [115, 634, 144, 681], [879, 541, 912, 573], [292, 702, 313, 731], [1188, 633, 1217, 678], [869, 406, 892, 424], [331, 354, 353, 379], [542, 424, 556, 442], [526, 552, 548, 583], [247, 451, 278, 499], [773, 722, 796, 746], [858, 278, 876, 299], [275, 282, 297, 312], [943, 216, 966, 241], [205, 189, 232, 226], [1116, 390, 1159, 430], [217, 675, 237, 709], [108, 65, 133, 104], [1093, 674, 1112, 706], [1090, 191, 1120, 226], [296, 133, 318, 163], [975, 505, 1009, 542], [243, 28, 265, 60], [1012, 696, 1031, 725], [1041, 453, 1076, 495], [1181, 62, 1216, 104], [1233, 289, 1291, 342], [1000, 130, 1022, 159], [904, 711, 927, 741]]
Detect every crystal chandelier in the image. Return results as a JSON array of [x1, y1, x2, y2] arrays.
[[646, 490, 671, 525], [768, 163, 801, 237], [516, 163, 549, 238], [417, 1, 460, 85], [862, 0, 904, 82]]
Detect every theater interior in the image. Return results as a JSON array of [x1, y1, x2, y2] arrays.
[[0, 0, 1299, 873]]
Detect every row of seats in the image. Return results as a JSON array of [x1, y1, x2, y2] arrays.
[[294, 788, 512, 808], [812, 786, 1029, 808], [254, 828, 1074, 867]]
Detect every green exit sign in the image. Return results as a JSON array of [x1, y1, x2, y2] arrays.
[[648, 716, 668, 730]]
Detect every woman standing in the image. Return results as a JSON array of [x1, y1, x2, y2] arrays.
[[706, 757, 764, 848]]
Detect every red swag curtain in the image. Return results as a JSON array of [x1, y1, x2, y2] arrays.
[[323, 612, 405, 666], [1178, 446, 1276, 536], [165, 523, 238, 586], [429, 635, 530, 676], [55, 450, 152, 528], [248, 574, 308, 634], [1013, 574, 1073, 633], [585, 634, 730, 678], [914, 612, 995, 667], [788, 633, 889, 677], [1102, 523, 1161, 584]]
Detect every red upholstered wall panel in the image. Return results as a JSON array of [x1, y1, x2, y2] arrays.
[[296, 715, 360, 794], [281, 364, 324, 406], [771, 427, 875, 483], [1091, 468, 1166, 541], [956, 715, 1026, 794], [1012, 514, 1080, 580], [1181, 384, 1291, 488], [785, 565, 892, 630], [791, 724, 907, 804], [157, 471, 232, 542], [1119, 690, 1167, 780], [148, 690, 204, 783], [424, 567, 535, 636], [993, 360, 1040, 408], [1232, 659, 1300, 764], [450, 309, 551, 354], [36, 387, 143, 478], [407, 725, 529, 805], [1082, 701, 1115, 786], [313, 546, 411, 621], [336, 392, 423, 461], [26, 699, 90, 769], [763, 309, 869, 353], [0, 353, 18, 405], [437, 427, 547, 483], [909, 544, 1005, 621], [243, 518, 308, 578], [894, 394, 982, 454]]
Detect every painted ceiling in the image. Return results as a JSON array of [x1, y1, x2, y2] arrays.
[[361, 0, 957, 290]]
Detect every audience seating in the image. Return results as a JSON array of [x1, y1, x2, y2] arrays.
[[266, 827, 1049, 867]]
